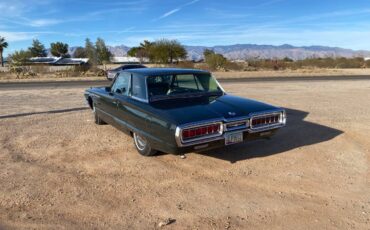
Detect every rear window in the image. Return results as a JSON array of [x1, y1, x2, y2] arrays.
[[147, 73, 222, 98]]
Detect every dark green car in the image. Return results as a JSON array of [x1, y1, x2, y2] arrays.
[[84, 68, 286, 156]]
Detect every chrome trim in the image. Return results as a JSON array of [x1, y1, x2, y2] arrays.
[[249, 109, 284, 119], [224, 119, 250, 132], [125, 71, 149, 104], [131, 96, 149, 103], [247, 123, 285, 133], [249, 110, 286, 131], [175, 129, 224, 147], [175, 109, 286, 147], [224, 115, 250, 122], [92, 94, 101, 99], [145, 76, 149, 102], [127, 72, 132, 96], [211, 74, 226, 93], [175, 120, 224, 147]]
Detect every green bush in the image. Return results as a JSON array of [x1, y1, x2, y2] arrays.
[[204, 52, 227, 71], [50, 42, 69, 57], [8, 50, 32, 66]]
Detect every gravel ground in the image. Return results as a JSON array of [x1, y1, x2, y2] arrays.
[[0, 79, 369, 229]]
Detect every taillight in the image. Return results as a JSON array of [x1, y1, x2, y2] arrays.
[[251, 114, 280, 127], [182, 124, 221, 141]]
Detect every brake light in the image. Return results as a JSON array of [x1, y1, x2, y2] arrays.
[[251, 114, 280, 127], [182, 124, 221, 140]]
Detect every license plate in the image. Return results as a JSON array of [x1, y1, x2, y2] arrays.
[[225, 132, 243, 145]]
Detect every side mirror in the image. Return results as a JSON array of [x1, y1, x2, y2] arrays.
[[105, 87, 111, 92], [115, 88, 126, 94]]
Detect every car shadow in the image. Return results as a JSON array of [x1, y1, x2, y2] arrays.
[[197, 108, 343, 163], [0, 107, 89, 119]]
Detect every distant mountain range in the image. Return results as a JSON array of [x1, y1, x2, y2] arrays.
[[70, 44, 370, 61], [182, 44, 370, 61]]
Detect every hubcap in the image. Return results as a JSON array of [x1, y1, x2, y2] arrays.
[[134, 133, 147, 151]]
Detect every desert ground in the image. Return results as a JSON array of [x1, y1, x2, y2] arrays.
[[0, 78, 369, 229]]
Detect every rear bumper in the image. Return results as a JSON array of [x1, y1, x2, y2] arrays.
[[157, 129, 279, 154]]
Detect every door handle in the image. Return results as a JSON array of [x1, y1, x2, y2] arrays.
[[113, 100, 120, 106]]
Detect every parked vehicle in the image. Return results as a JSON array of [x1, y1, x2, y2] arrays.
[[85, 68, 286, 156], [106, 64, 146, 80]]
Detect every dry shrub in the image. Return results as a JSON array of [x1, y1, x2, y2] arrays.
[[247, 59, 287, 70], [53, 65, 105, 78], [172, 61, 195, 69], [365, 60, 370, 68], [30, 65, 49, 74], [288, 57, 365, 69], [55, 69, 81, 78], [74, 65, 90, 73], [8, 66, 37, 78], [225, 61, 244, 71], [242, 66, 257, 71], [196, 63, 211, 71], [0, 71, 9, 80], [244, 57, 366, 70]]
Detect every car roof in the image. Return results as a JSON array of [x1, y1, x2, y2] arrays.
[[121, 68, 210, 76]]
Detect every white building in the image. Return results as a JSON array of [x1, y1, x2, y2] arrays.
[[110, 56, 149, 64]]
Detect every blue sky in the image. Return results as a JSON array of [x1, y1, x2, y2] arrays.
[[1, 0, 370, 56]]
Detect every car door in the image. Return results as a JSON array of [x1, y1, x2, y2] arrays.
[[124, 73, 151, 133], [111, 72, 132, 129], [94, 83, 116, 124]]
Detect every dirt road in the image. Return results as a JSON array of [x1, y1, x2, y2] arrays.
[[0, 79, 369, 229]]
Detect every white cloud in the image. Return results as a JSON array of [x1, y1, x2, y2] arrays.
[[27, 19, 62, 27], [0, 0, 53, 17], [158, 9, 181, 19], [0, 17, 62, 28], [0, 0, 146, 28], [0, 30, 57, 42], [156, 0, 200, 20], [0, 31, 36, 42]]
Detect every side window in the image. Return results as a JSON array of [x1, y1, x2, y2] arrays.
[[176, 74, 204, 90], [131, 73, 147, 100], [111, 72, 130, 96]]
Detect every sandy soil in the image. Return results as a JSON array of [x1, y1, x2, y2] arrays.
[[0, 79, 369, 229]]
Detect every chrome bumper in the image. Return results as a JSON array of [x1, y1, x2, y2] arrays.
[[175, 109, 286, 147]]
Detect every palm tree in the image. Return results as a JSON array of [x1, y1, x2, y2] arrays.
[[0, 36, 9, 67]]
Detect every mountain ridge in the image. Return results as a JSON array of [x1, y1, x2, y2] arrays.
[[71, 43, 370, 61]]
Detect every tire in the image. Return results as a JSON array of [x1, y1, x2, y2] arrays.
[[133, 132, 157, 156], [93, 104, 106, 125]]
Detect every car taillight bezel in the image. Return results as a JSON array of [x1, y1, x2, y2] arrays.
[[250, 112, 285, 129], [179, 122, 223, 144]]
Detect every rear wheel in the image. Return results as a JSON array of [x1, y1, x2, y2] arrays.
[[93, 104, 106, 125], [133, 132, 157, 156]]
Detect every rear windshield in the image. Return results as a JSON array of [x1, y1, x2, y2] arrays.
[[147, 73, 223, 101]]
